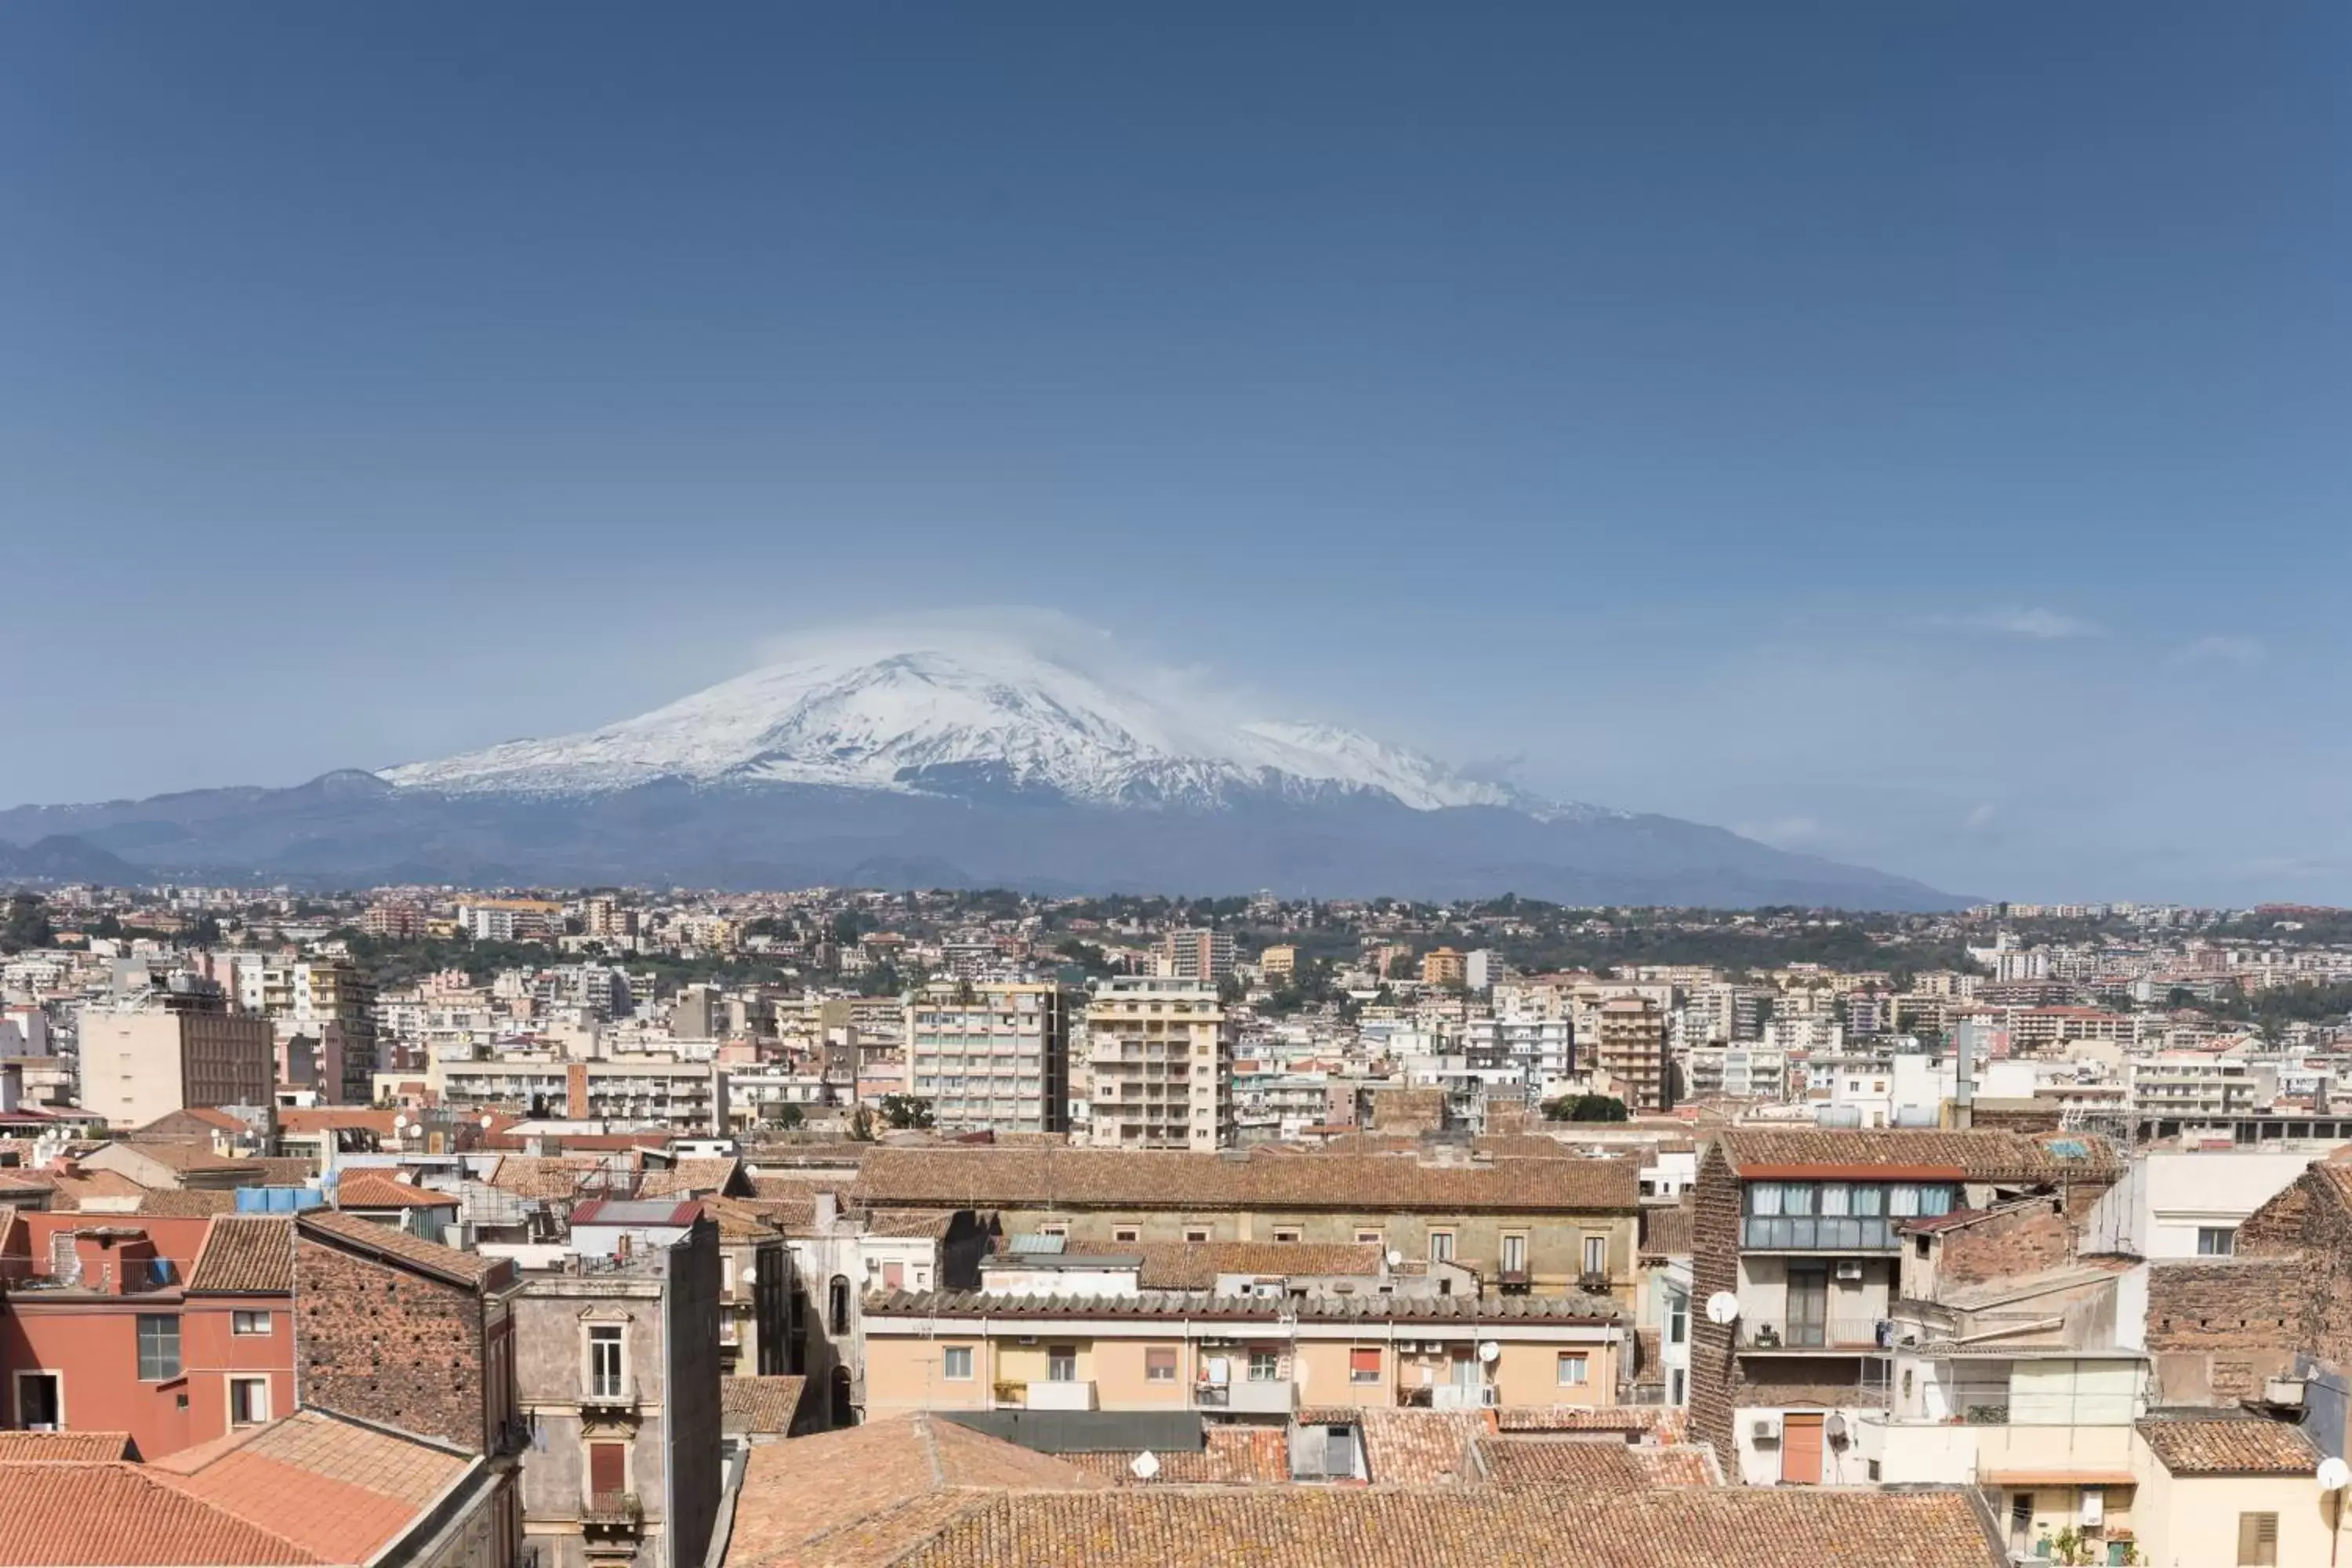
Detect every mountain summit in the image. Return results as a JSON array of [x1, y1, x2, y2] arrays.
[[0, 633, 1961, 908], [380, 641, 1593, 818]]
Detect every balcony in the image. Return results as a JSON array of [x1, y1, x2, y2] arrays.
[[579, 1375, 639, 1414], [1025, 1379, 1098, 1411], [1425, 1383, 1500, 1411], [1740, 1216, 1899, 1252], [580, 1491, 643, 1530], [1195, 1378, 1298, 1414], [1737, 1318, 1892, 1354], [1497, 1269, 1532, 1294]]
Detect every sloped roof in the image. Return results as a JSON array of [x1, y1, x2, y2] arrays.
[[1296, 1406, 1485, 1486], [1060, 1426, 1291, 1486], [725, 1413, 1111, 1568], [721, 1377, 810, 1436], [151, 1411, 472, 1563], [2136, 1414, 2320, 1475], [1475, 1436, 1720, 1490], [296, 1208, 506, 1288], [853, 1146, 1640, 1213], [333, 1174, 457, 1210], [884, 1487, 2002, 1568], [187, 1216, 296, 1295], [0, 1463, 317, 1566], [640, 1156, 745, 1198], [865, 1288, 1621, 1325], [1120, 1241, 1388, 1290], [0, 1432, 134, 1461], [1716, 1129, 2119, 1183]]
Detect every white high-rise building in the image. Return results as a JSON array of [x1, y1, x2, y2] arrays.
[[905, 980, 1073, 1135], [1084, 977, 1235, 1150]]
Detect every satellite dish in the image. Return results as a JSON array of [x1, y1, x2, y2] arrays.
[[1477, 1341, 1500, 1363], [392, 1113, 408, 1131], [1130, 1450, 1160, 1480], [1704, 1291, 1741, 1326], [481, 1114, 495, 1129], [2320, 1457, 2352, 1493], [741, 1269, 757, 1285], [1385, 1250, 1404, 1268]]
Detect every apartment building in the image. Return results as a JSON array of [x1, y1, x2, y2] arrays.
[[1159, 928, 1236, 984], [1418, 948, 1468, 988], [905, 980, 1073, 1135], [853, 1145, 1642, 1303], [1258, 944, 1298, 980], [78, 1000, 275, 1130], [435, 1055, 728, 1131], [1687, 1129, 2122, 1486], [459, 898, 563, 942], [1085, 977, 1235, 1151], [2125, 1054, 2267, 1120], [1595, 996, 1671, 1114], [510, 1207, 724, 1568], [862, 1290, 1624, 1420], [223, 956, 380, 1103]]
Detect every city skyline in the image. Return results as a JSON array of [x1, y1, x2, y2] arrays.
[[5, 5, 2347, 905]]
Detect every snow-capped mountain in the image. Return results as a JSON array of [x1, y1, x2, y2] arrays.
[[379, 643, 1605, 818]]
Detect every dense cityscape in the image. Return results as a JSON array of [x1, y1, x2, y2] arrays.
[[2, 877, 2351, 1563]]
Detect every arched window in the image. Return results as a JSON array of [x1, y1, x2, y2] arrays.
[[829, 1274, 851, 1336], [829, 1365, 854, 1427]]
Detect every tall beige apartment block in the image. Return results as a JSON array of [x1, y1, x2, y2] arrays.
[[1084, 977, 1234, 1150], [1156, 928, 1236, 984], [1595, 995, 1671, 1113], [905, 980, 1073, 1135], [80, 1007, 276, 1129]]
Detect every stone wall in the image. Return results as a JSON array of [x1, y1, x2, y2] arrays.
[[296, 1235, 488, 1452]]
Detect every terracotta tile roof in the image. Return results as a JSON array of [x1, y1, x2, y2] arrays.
[[866, 1288, 1621, 1325], [488, 1155, 607, 1201], [245, 1157, 319, 1186], [278, 1109, 399, 1137], [862, 1208, 961, 1239], [0, 1431, 133, 1461], [1061, 1426, 1291, 1486], [641, 1156, 745, 1198], [116, 1141, 248, 1174], [1122, 1241, 1388, 1290], [296, 1207, 506, 1288], [1639, 1200, 1693, 1258], [702, 1195, 787, 1242], [43, 1169, 147, 1207], [127, 1187, 241, 1218], [132, 1108, 250, 1138], [333, 1173, 457, 1210], [143, 1410, 474, 1563], [1295, 1406, 1486, 1485], [1494, 1405, 1689, 1442], [884, 1486, 2002, 1567], [188, 1216, 296, 1294], [1475, 1436, 1720, 1490], [853, 1146, 1640, 1214], [0, 1462, 316, 1566], [1716, 1129, 2119, 1182], [722, 1376, 810, 1435], [2136, 1414, 2320, 1475], [726, 1413, 1109, 1568]]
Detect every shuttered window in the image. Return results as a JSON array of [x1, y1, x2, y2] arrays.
[[1349, 1348, 1381, 1383], [2237, 1512, 2278, 1566]]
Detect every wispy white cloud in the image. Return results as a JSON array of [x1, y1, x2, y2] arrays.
[[1962, 804, 1998, 831], [1737, 815, 1826, 848], [1933, 605, 2103, 641], [2169, 634, 2263, 668]]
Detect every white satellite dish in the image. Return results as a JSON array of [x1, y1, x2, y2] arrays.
[[1130, 1450, 1160, 1480], [741, 1269, 757, 1285], [1385, 1250, 1404, 1268], [1477, 1341, 1500, 1363], [1704, 1291, 1741, 1326], [481, 1113, 495, 1129], [2319, 1457, 2351, 1493], [392, 1113, 408, 1132]]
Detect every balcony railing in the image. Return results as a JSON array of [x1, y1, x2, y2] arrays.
[[1426, 1383, 1500, 1411], [580, 1374, 638, 1410], [581, 1491, 642, 1529], [1737, 1318, 1893, 1352], [1195, 1379, 1297, 1414], [1025, 1379, 1097, 1411]]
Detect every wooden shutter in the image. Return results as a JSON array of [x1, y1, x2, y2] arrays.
[[590, 1441, 626, 1497], [1780, 1414, 1824, 1485], [1349, 1348, 1381, 1381], [2238, 1512, 2278, 1566]]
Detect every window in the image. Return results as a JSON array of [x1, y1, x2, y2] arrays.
[[1428, 1230, 1455, 1265], [1272, 1227, 1302, 1244], [1355, 1229, 1383, 1246], [1247, 1349, 1281, 1382], [588, 1439, 627, 1504], [1145, 1346, 1178, 1382], [1501, 1234, 1526, 1273], [1665, 1291, 1688, 1346], [1556, 1352, 1589, 1386], [2198, 1227, 2237, 1257], [1669, 1368, 1686, 1404], [1185, 1226, 1213, 1243], [231, 1311, 271, 1337], [942, 1346, 974, 1381], [1349, 1347, 1381, 1384], [1046, 1345, 1077, 1383], [1040, 1223, 1069, 1240], [2236, 1511, 2278, 1566], [722, 1257, 736, 1298], [136, 1315, 181, 1381], [829, 1276, 851, 1335], [229, 1376, 270, 1425], [588, 1325, 625, 1398], [1582, 1235, 1608, 1277], [1113, 1227, 1141, 1243]]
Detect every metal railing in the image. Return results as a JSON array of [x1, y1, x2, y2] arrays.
[[1737, 1318, 1893, 1352], [580, 1490, 642, 1526]]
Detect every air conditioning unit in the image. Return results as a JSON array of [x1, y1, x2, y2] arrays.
[[1750, 1417, 1780, 1443], [2264, 1375, 2307, 1408], [1833, 1260, 1864, 1283]]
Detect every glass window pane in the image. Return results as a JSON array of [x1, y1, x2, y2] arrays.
[[1783, 1183, 1816, 1216], [1748, 1185, 1782, 1218], [1819, 1183, 1850, 1217], [1853, 1184, 1885, 1216], [1889, 1184, 1921, 1217]]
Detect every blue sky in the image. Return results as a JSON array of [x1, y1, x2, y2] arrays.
[[3, 5, 2347, 904]]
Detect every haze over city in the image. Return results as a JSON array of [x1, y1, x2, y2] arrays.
[[6, 6, 2350, 904]]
